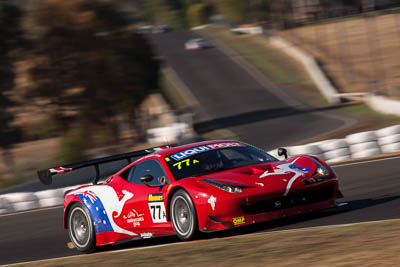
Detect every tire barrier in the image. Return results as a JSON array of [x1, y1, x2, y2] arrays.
[[286, 145, 322, 157], [346, 131, 377, 145], [376, 125, 400, 137], [2, 125, 400, 214], [323, 147, 351, 161], [381, 142, 400, 154], [281, 125, 400, 163], [318, 139, 348, 151], [1, 192, 39, 212], [349, 141, 381, 154], [0, 185, 89, 214], [35, 189, 65, 208], [378, 134, 400, 146]]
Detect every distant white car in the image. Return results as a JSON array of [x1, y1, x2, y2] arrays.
[[184, 38, 210, 50]]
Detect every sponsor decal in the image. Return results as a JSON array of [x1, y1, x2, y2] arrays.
[[208, 195, 216, 211], [127, 217, 144, 227], [148, 193, 163, 202], [140, 232, 153, 239], [171, 145, 212, 161], [170, 142, 244, 161], [123, 209, 145, 228], [232, 216, 246, 226], [148, 193, 167, 223], [206, 142, 244, 149], [73, 186, 137, 236]]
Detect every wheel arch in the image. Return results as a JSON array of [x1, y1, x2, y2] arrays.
[[63, 200, 83, 229], [166, 185, 200, 222], [166, 186, 185, 222]]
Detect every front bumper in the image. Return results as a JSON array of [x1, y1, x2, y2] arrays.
[[198, 181, 338, 232]]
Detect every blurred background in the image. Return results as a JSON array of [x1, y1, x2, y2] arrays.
[[0, 0, 399, 189]]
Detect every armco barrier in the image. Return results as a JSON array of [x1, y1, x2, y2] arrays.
[[2, 125, 400, 214]]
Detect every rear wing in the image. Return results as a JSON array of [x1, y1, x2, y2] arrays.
[[37, 145, 170, 185]]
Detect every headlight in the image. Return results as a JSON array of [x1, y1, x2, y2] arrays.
[[202, 179, 243, 193], [314, 165, 329, 176]]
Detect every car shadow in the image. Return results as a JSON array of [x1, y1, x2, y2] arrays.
[[194, 102, 357, 134], [109, 195, 400, 252], [208, 195, 400, 238]]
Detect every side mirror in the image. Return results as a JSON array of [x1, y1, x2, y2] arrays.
[[277, 148, 288, 159], [140, 174, 153, 184]]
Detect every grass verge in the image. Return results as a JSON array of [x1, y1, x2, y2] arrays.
[[15, 219, 400, 266], [159, 69, 188, 110], [200, 26, 316, 91]]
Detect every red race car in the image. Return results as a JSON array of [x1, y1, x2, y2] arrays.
[[38, 140, 341, 253]]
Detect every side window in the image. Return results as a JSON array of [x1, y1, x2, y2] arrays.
[[120, 165, 135, 180], [129, 159, 168, 185]]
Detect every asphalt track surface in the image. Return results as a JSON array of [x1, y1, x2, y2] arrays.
[[0, 31, 397, 265], [1, 157, 400, 265], [149, 31, 351, 150]]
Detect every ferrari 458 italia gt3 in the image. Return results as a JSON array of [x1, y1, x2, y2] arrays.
[[38, 140, 341, 253]]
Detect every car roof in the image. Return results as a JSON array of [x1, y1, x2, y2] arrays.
[[187, 38, 203, 42], [153, 140, 243, 157]]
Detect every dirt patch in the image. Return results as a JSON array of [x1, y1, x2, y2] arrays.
[[278, 13, 400, 96], [13, 219, 400, 266]]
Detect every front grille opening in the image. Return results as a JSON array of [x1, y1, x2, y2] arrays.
[[242, 186, 334, 215]]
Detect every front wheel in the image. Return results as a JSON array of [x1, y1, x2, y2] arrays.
[[68, 202, 97, 253], [170, 189, 198, 240]]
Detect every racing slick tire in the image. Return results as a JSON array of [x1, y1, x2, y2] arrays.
[[68, 202, 97, 253], [170, 189, 198, 241]]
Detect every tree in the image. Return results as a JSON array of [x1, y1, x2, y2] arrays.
[[146, 0, 171, 25], [0, 3, 24, 166], [187, 3, 210, 27], [217, 0, 249, 25], [26, 0, 160, 151]]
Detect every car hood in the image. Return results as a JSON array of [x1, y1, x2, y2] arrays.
[[196, 156, 321, 193]]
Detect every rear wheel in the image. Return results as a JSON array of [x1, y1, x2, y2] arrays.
[[170, 189, 198, 240], [68, 202, 97, 253]]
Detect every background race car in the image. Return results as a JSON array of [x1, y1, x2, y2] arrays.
[[184, 38, 210, 50]]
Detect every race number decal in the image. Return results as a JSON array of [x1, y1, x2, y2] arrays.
[[148, 194, 167, 223]]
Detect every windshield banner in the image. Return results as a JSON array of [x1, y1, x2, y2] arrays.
[[170, 142, 244, 161]]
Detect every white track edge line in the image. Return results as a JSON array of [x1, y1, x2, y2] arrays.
[[333, 155, 400, 167], [0, 206, 62, 218]]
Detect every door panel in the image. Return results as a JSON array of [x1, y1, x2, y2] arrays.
[[113, 159, 174, 235]]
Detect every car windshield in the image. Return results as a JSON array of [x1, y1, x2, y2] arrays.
[[164, 142, 277, 180]]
